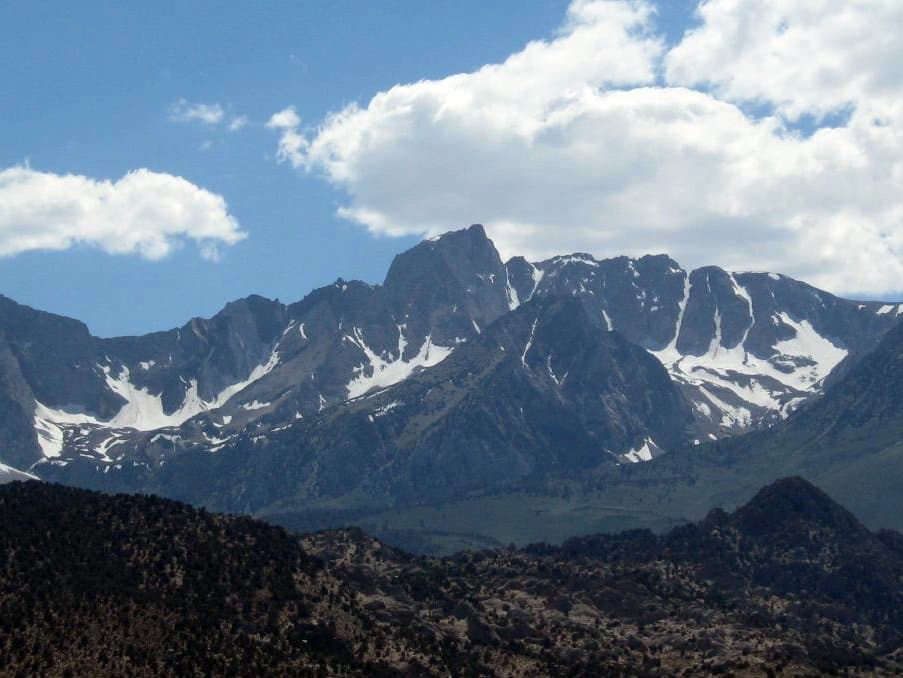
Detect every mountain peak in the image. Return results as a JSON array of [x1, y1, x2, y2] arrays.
[[381, 224, 511, 329], [464, 222, 487, 237], [421, 223, 494, 257], [732, 476, 866, 538], [384, 224, 501, 287]]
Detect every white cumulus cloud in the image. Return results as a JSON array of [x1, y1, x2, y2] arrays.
[[666, 0, 903, 121], [267, 0, 903, 295], [0, 166, 246, 260]]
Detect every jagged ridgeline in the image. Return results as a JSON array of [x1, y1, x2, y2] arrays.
[[1, 225, 902, 549], [1, 478, 902, 676]]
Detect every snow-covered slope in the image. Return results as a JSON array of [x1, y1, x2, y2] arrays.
[[32, 349, 282, 459], [508, 253, 896, 440], [649, 286, 849, 438], [344, 326, 454, 399], [0, 462, 38, 484]]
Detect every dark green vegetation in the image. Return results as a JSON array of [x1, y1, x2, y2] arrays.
[[2, 478, 902, 676]]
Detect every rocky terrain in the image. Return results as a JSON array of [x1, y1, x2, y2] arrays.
[[1, 478, 901, 676]]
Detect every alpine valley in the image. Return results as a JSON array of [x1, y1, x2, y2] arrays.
[[2, 225, 902, 552]]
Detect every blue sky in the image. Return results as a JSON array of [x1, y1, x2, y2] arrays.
[[0, 1, 579, 335], [1, 1, 899, 336]]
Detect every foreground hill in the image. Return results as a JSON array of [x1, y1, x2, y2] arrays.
[[1, 478, 901, 676]]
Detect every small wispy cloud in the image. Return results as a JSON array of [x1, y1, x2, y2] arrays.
[[168, 99, 225, 125], [227, 115, 248, 132], [266, 107, 307, 166], [266, 107, 300, 130], [168, 100, 250, 145]]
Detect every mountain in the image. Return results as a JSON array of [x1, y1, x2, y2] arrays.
[[42, 296, 691, 516], [2, 478, 901, 675], [511, 253, 896, 437], [3, 226, 513, 470], [3, 224, 901, 547], [615, 311, 903, 533], [334, 313, 903, 553], [684, 312, 903, 529], [1, 291, 288, 468]]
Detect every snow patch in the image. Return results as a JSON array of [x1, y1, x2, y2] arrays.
[[345, 326, 453, 399], [521, 318, 538, 367], [373, 400, 402, 417], [202, 431, 231, 448], [150, 433, 181, 445], [651, 282, 847, 427], [622, 438, 661, 464], [95, 435, 125, 461], [771, 313, 848, 387], [33, 412, 64, 458], [528, 264, 545, 301], [602, 309, 613, 331], [699, 386, 752, 428], [505, 267, 520, 311], [729, 273, 755, 348], [546, 355, 567, 386], [553, 254, 598, 268], [780, 397, 807, 417], [649, 286, 848, 431], [0, 462, 38, 482], [32, 350, 281, 457]]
